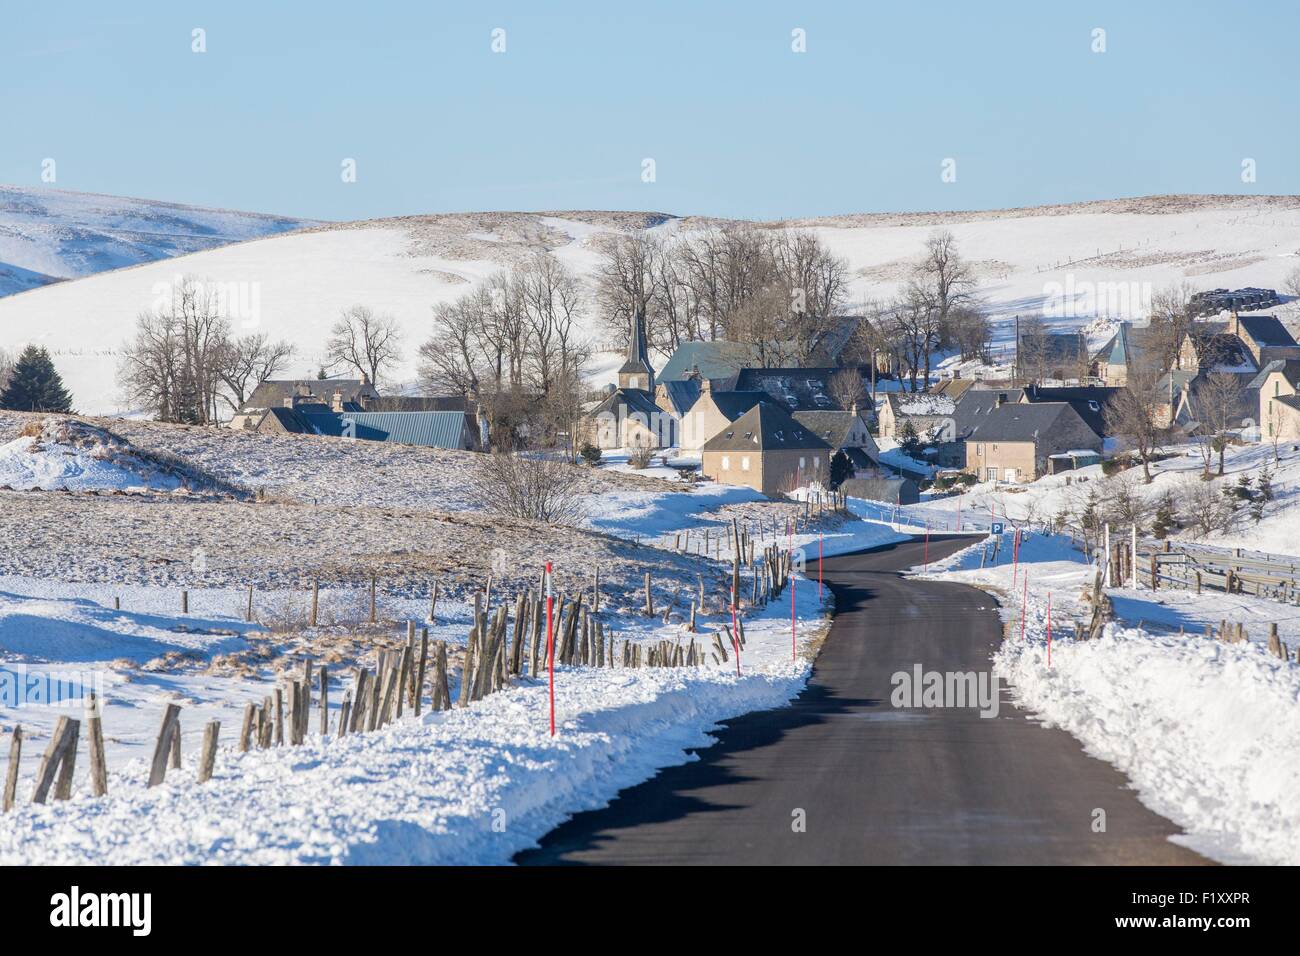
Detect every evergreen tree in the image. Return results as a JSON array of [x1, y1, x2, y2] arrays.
[[1258, 467, 1274, 502], [1152, 491, 1179, 539], [829, 450, 854, 489], [899, 420, 921, 458], [0, 345, 73, 412]]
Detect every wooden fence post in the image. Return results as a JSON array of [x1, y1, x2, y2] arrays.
[[86, 693, 108, 798], [246, 585, 254, 622], [310, 580, 319, 627], [274, 687, 285, 745], [181, 590, 189, 614], [319, 665, 330, 734], [32, 717, 75, 804], [369, 574, 377, 624], [197, 720, 220, 784], [147, 704, 181, 788], [52, 720, 81, 801], [239, 703, 255, 752], [3, 726, 21, 812]]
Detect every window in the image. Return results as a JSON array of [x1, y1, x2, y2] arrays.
[[813, 456, 820, 469], [976, 444, 984, 455], [721, 456, 730, 471], [741, 456, 751, 472], [986, 467, 997, 480], [799, 457, 806, 469]]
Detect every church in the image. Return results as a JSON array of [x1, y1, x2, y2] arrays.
[[581, 308, 677, 451]]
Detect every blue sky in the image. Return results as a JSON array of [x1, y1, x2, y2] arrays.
[[2, 1, 1296, 222]]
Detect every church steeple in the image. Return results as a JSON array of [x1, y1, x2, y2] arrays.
[[617, 306, 654, 392]]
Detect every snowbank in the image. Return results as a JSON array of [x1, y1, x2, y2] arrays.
[[0, 581, 817, 865], [921, 529, 1300, 864], [0, 418, 222, 494], [998, 621, 1300, 865]]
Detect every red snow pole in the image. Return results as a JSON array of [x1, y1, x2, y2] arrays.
[[545, 561, 555, 736], [956, 497, 962, 532], [818, 532, 823, 599], [790, 572, 797, 661], [1046, 591, 1053, 667]]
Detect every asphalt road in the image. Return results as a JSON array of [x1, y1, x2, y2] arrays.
[[516, 536, 1209, 865]]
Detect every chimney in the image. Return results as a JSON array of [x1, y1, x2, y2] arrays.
[[996, 392, 1007, 408], [331, 388, 344, 413], [701, 378, 713, 394]]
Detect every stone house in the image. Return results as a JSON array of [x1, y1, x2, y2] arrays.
[[701, 403, 832, 497], [677, 382, 772, 451], [962, 402, 1101, 483]]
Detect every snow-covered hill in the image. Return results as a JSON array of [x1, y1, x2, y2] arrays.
[[0, 184, 314, 297], [5, 192, 1300, 414]]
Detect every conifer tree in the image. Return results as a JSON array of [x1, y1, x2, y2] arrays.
[[0, 345, 73, 413]]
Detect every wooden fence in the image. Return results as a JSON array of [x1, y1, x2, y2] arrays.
[[2, 540, 799, 813]]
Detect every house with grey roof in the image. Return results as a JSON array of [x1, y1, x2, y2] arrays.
[[962, 401, 1101, 482], [678, 381, 774, 451], [791, 409, 881, 475], [732, 366, 873, 413], [701, 403, 832, 496]]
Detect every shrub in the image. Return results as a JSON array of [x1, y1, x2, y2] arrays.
[[578, 442, 602, 466], [470, 452, 589, 526]]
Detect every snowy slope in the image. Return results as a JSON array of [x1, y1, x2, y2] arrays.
[[0, 184, 314, 297], [5, 193, 1300, 414]]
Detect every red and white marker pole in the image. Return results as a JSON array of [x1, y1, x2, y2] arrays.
[[545, 561, 555, 737]]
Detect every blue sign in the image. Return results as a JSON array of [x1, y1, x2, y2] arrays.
[[991, 522, 1004, 535]]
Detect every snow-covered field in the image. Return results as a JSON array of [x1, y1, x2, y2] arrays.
[[0, 423, 872, 864], [918, 529, 1300, 865], [6, 190, 1300, 414]]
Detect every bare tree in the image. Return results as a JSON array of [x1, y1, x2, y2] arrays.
[[828, 367, 865, 410], [0, 348, 14, 395], [1109, 369, 1166, 483], [470, 452, 589, 525], [420, 294, 485, 397], [326, 305, 403, 386], [905, 230, 978, 387], [1178, 473, 1232, 538], [593, 232, 662, 347], [1185, 370, 1242, 476], [118, 276, 230, 423], [214, 333, 295, 414], [1282, 265, 1300, 300]]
